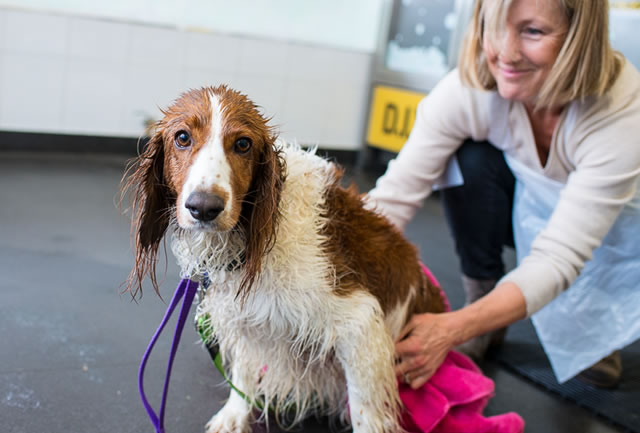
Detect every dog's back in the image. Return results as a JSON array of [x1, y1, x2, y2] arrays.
[[321, 165, 445, 337]]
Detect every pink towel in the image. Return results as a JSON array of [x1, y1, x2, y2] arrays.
[[399, 351, 524, 433], [399, 265, 525, 433]]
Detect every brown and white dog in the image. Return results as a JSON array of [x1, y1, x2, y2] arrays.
[[124, 86, 445, 433]]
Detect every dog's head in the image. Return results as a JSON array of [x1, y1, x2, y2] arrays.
[[123, 86, 285, 297]]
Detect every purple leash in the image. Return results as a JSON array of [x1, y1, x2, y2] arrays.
[[138, 278, 199, 433]]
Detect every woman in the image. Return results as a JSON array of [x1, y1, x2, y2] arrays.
[[368, 0, 640, 389]]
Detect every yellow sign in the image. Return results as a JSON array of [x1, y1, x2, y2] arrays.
[[366, 85, 426, 152]]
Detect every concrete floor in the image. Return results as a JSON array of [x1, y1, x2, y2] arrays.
[[0, 151, 626, 433]]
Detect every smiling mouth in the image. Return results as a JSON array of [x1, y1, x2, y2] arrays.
[[499, 66, 530, 78]]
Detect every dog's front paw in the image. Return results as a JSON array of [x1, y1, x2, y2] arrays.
[[204, 408, 251, 433]]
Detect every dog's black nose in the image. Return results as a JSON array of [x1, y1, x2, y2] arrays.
[[185, 191, 225, 222]]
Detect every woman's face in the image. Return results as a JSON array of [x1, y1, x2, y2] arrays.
[[483, 0, 569, 106]]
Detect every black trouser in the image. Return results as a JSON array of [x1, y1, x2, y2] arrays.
[[441, 139, 516, 280]]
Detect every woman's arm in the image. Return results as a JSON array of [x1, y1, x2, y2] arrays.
[[395, 281, 526, 389], [366, 69, 490, 230]]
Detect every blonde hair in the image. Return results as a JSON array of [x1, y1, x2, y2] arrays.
[[458, 0, 623, 109]]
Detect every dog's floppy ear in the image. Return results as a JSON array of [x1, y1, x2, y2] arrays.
[[238, 131, 285, 300], [122, 128, 172, 298]]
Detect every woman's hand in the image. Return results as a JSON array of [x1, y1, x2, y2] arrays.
[[394, 312, 459, 389], [395, 282, 527, 389]]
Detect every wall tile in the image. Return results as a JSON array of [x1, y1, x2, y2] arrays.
[[128, 24, 185, 67], [121, 61, 185, 136], [0, 53, 65, 131], [279, 78, 333, 145], [68, 17, 130, 62], [322, 79, 369, 149], [61, 59, 125, 135], [238, 37, 289, 79], [287, 44, 372, 83], [0, 8, 371, 151], [327, 49, 372, 82], [4, 10, 68, 56], [183, 67, 236, 91], [0, 9, 7, 52], [232, 74, 284, 122], [184, 31, 241, 72], [0, 11, 5, 126]]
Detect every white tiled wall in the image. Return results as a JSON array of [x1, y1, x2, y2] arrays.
[[0, 8, 373, 150]]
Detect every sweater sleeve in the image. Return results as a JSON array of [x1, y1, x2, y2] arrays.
[[500, 66, 640, 315], [366, 69, 490, 230]]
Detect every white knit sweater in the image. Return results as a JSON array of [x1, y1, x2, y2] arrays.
[[368, 61, 640, 316]]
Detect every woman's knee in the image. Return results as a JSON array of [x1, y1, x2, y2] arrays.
[[440, 139, 515, 278], [455, 139, 510, 188]]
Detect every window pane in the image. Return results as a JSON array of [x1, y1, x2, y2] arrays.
[[385, 0, 457, 76]]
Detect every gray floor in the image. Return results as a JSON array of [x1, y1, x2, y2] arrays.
[[0, 151, 626, 433]]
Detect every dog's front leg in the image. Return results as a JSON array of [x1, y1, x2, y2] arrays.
[[205, 360, 256, 433], [335, 294, 401, 433]]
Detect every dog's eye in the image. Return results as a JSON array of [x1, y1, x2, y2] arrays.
[[234, 137, 252, 154], [174, 130, 192, 149]]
